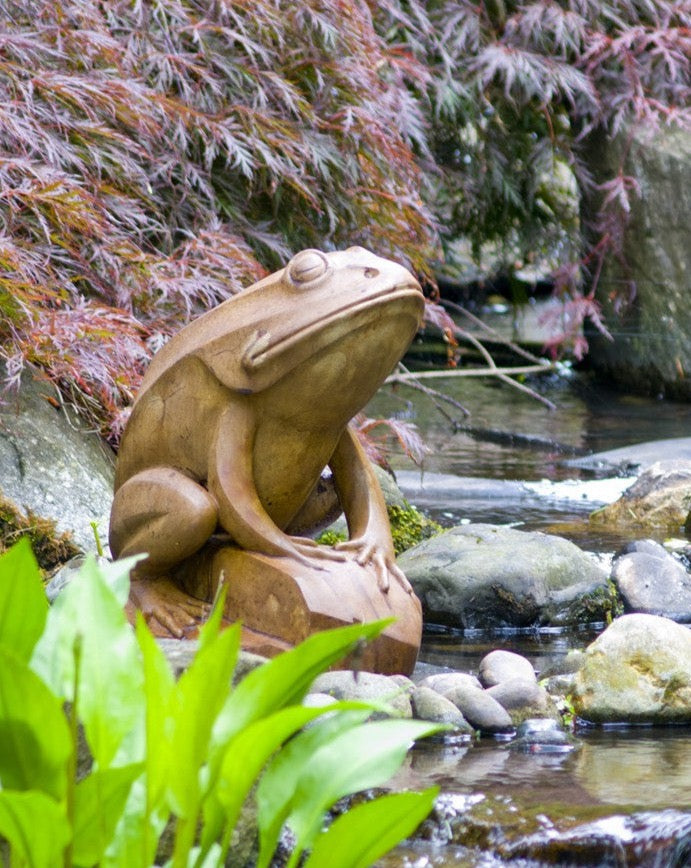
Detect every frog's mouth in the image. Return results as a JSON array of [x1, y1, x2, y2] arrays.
[[242, 283, 423, 373]]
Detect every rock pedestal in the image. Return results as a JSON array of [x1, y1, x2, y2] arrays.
[[202, 548, 422, 676]]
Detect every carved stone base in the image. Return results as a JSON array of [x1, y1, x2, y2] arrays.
[[208, 548, 422, 676]]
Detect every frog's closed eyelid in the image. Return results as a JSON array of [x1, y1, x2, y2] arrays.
[[287, 249, 329, 287]]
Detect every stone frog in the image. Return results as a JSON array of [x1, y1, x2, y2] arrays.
[[109, 247, 425, 637]]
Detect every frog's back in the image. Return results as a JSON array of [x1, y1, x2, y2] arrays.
[[137, 275, 277, 399]]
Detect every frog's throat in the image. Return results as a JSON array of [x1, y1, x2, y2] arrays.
[[241, 284, 422, 373]]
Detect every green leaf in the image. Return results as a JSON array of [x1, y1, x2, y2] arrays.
[[304, 787, 439, 868], [73, 763, 144, 866], [0, 538, 48, 661], [255, 709, 371, 868], [197, 584, 228, 652], [0, 646, 71, 799], [93, 554, 144, 608], [0, 790, 69, 868], [167, 621, 241, 818], [214, 705, 342, 842], [99, 777, 168, 868], [286, 719, 445, 863], [31, 555, 144, 769], [212, 619, 390, 749], [136, 614, 175, 811]]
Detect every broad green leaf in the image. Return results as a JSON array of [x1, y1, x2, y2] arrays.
[[255, 709, 371, 868], [285, 719, 444, 863], [167, 621, 241, 817], [93, 554, 144, 607], [0, 538, 48, 660], [0, 789, 69, 868], [136, 614, 176, 811], [212, 619, 390, 749], [73, 762, 144, 866], [211, 705, 341, 850], [101, 777, 168, 868], [31, 555, 144, 768], [0, 646, 71, 799], [185, 843, 223, 868], [304, 787, 439, 868]]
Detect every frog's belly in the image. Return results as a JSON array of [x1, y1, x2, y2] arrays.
[[251, 421, 341, 530]]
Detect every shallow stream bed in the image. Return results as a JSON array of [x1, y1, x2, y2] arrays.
[[367, 372, 691, 865]]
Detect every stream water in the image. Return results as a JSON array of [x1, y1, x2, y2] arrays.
[[366, 372, 691, 866]]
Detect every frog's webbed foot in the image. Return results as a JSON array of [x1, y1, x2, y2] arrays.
[[335, 538, 414, 595], [127, 576, 212, 638]]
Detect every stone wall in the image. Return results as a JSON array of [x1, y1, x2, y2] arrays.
[[585, 126, 691, 399]]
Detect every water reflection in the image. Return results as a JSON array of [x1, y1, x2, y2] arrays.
[[575, 731, 691, 808], [368, 374, 691, 483]]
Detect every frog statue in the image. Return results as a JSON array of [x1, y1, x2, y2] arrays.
[[109, 247, 424, 674]]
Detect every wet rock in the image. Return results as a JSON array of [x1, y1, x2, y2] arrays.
[[410, 686, 473, 731], [309, 671, 413, 718], [612, 539, 691, 621], [0, 364, 115, 554], [398, 524, 610, 630], [486, 679, 553, 724], [440, 682, 514, 734], [566, 437, 691, 475], [591, 460, 691, 532], [503, 809, 691, 865], [417, 672, 483, 693], [571, 613, 691, 724], [510, 718, 574, 753], [414, 791, 537, 849], [541, 672, 578, 697], [478, 649, 536, 687]]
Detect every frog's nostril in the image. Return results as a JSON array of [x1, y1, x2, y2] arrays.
[[287, 249, 329, 286]]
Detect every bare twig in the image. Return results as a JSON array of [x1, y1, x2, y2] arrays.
[[388, 364, 555, 380], [441, 298, 547, 366], [389, 363, 470, 422]]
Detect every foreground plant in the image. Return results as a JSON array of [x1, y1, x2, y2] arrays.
[[0, 539, 439, 867]]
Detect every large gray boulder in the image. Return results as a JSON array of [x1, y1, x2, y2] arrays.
[[0, 367, 115, 554], [584, 126, 691, 400], [572, 614, 691, 724], [398, 524, 612, 630]]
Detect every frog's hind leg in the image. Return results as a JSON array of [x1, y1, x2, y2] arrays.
[[109, 466, 218, 572], [110, 467, 219, 638]]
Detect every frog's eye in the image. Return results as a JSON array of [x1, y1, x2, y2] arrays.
[[287, 249, 329, 287]]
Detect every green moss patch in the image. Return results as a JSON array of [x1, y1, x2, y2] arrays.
[[0, 495, 79, 574], [388, 503, 442, 555]]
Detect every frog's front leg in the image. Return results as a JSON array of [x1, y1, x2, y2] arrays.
[[109, 466, 218, 636], [330, 425, 413, 595], [209, 404, 346, 567]]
